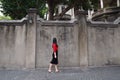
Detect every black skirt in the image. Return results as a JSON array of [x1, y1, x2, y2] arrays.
[[50, 51, 58, 65]]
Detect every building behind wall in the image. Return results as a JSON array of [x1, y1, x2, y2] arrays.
[[44, 4, 75, 20]]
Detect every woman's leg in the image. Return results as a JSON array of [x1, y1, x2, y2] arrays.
[[48, 63, 52, 72], [55, 65, 59, 72]]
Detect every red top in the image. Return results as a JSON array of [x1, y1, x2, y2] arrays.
[[52, 43, 58, 52]]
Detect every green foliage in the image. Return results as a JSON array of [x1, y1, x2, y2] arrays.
[[62, 0, 92, 10], [0, 15, 11, 20], [89, 0, 116, 9], [88, 0, 99, 10], [0, 0, 46, 19], [0, 0, 108, 20]]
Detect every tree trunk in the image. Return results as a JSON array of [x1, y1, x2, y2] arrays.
[[47, 0, 55, 20], [56, 1, 79, 20], [56, 4, 74, 20], [74, 5, 79, 17], [48, 5, 54, 20]]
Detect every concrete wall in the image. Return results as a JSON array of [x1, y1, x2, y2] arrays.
[[36, 20, 79, 68], [88, 23, 120, 67], [0, 8, 37, 69], [0, 9, 120, 69], [0, 25, 26, 69], [0, 8, 80, 69]]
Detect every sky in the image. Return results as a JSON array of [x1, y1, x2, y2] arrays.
[[0, 3, 3, 16], [0, 9, 3, 16]]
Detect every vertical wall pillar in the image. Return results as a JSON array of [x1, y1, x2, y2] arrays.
[[25, 8, 37, 69], [76, 11, 88, 67]]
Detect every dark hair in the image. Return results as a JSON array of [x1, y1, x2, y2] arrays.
[[53, 38, 57, 44]]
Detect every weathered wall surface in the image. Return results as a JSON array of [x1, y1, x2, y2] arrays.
[[0, 9, 120, 69], [0, 22, 37, 69], [36, 20, 79, 68], [0, 8, 37, 69], [0, 24, 26, 69], [88, 23, 120, 67], [0, 25, 26, 68]]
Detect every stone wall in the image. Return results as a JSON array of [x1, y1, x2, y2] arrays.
[[0, 25, 26, 69], [0, 8, 37, 69], [0, 9, 120, 69], [36, 20, 79, 68], [88, 23, 120, 67]]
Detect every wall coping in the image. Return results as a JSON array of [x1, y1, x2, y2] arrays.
[[88, 20, 118, 28], [0, 17, 27, 26], [37, 17, 77, 26]]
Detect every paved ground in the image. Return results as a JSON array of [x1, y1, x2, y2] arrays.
[[0, 66, 120, 80]]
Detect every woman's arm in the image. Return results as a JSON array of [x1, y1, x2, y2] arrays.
[[54, 52, 57, 58]]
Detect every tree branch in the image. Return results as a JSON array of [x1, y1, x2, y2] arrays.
[[56, 1, 79, 20]]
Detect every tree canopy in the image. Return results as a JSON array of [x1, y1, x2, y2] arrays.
[[0, 0, 92, 20], [0, 0, 46, 19], [0, 0, 116, 20], [46, 0, 91, 20]]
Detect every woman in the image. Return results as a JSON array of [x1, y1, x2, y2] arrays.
[[48, 38, 59, 72]]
